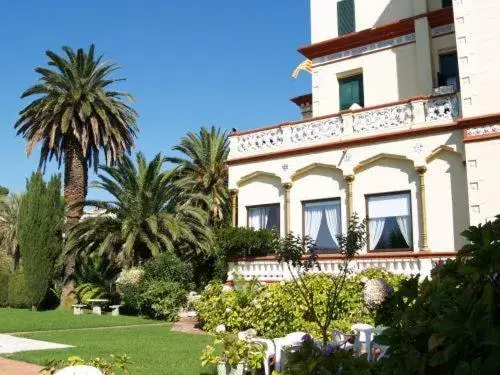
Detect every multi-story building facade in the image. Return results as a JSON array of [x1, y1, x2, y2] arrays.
[[227, 0, 500, 281]]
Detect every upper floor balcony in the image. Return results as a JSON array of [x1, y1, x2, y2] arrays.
[[228, 92, 460, 161]]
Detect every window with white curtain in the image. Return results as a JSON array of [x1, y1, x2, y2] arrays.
[[366, 192, 412, 251], [247, 204, 279, 230], [303, 199, 341, 251]]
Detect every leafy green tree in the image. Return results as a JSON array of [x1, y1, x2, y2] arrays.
[[0, 194, 22, 271], [18, 173, 64, 310], [67, 153, 212, 267], [168, 126, 229, 226], [0, 186, 9, 197], [15, 45, 138, 306]]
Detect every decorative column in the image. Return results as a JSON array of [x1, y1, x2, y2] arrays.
[[229, 189, 238, 228], [282, 182, 293, 234], [344, 175, 355, 220], [416, 167, 429, 251]]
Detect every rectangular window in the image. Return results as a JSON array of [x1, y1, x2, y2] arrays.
[[366, 192, 412, 251], [247, 204, 279, 230], [438, 52, 459, 90], [337, 0, 355, 36], [303, 199, 341, 251], [339, 74, 364, 110], [442, 0, 452, 8]]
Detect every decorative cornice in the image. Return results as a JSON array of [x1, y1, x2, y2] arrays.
[[298, 7, 453, 60], [290, 93, 312, 107]]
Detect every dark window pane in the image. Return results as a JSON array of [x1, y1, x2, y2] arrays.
[[371, 217, 410, 250], [442, 0, 452, 8], [439, 53, 459, 90], [339, 74, 364, 110], [338, 0, 355, 36]]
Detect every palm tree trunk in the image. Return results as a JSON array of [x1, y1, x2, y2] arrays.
[[60, 136, 88, 308]]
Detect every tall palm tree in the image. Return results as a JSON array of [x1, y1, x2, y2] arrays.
[[168, 126, 229, 226], [15, 45, 138, 306], [67, 153, 212, 267], [0, 194, 22, 271]]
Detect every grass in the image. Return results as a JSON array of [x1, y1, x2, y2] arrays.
[[8, 325, 214, 375], [0, 308, 158, 333]]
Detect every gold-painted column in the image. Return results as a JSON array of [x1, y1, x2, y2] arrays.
[[416, 167, 429, 251], [229, 189, 238, 227], [283, 182, 293, 234], [344, 175, 355, 220]]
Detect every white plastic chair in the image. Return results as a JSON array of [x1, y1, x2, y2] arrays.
[[55, 366, 103, 375], [331, 329, 354, 351], [249, 338, 275, 375], [351, 323, 374, 361], [273, 332, 308, 372]]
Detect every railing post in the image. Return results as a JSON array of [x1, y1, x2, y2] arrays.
[[341, 113, 354, 136], [411, 99, 427, 124]]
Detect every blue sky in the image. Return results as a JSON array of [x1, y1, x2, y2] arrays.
[[0, 0, 311, 197]]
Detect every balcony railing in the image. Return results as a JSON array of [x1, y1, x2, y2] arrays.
[[229, 93, 460, 158], [227, 252, 457, 282]]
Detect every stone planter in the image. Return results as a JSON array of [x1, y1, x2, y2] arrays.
[[217, 362, 245, 375]]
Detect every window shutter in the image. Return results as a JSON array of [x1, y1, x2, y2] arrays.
[[339, 75, 364, 110], [337, 0, 355, 36]]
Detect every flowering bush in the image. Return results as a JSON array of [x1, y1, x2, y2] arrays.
[[195, 269, 406, 339], [116, 267, 144, 286]]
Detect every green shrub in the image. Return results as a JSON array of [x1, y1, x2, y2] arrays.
[[142, 252, 193, 286], [7, 271, 30, 308], [141, 281, 187, 320], [215, 227, 276, 258], [75, 283, 108, 303], [375, 216, 500, 374], [196, 268, 406, 339]]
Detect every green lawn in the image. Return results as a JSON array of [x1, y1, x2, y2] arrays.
[[0, 308, 158, 333], [9, 325, 214, 375]]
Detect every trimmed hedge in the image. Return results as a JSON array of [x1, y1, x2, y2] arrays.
[[215, 227, 276, 258], [7, 271, 30, 308]]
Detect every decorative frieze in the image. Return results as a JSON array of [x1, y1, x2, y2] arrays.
[[290, 117, 343, 143], [425, 95, 460, 122], [466, 124, 500, 137], [230, 94, 459, 157], [431, 24, 454, 37], [353, 104, 413, 133]]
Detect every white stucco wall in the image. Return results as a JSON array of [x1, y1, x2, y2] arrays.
[[229, 129, 468, 252], [464, 139, 500, 225]]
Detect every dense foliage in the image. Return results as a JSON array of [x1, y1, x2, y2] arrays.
[[117, 252, 192, 320], [196, 269, 405, 339], [18, 173, 64, 309], [0, 186, 9, 196], [216, 227, 276, 258], [0, 194, 21, 271], [7, 271, 30, 308], [68, 153, 212, 267], [168, 126, 229, 227], [284, 335, 373, 375], [375, 216, 500, 374]]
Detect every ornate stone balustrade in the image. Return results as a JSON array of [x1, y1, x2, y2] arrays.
[[227, 252, 456, 282], [230, 94, 460, 158]]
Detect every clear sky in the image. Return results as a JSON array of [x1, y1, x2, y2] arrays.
[[0, 0, 311, 197]]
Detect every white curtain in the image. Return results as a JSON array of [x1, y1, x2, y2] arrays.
[[248, 207, 269, 230], [305, 205, 323, 242], [396, 216, 412, 247], [324, 203, 341, 248], [369, 218, 386, 250]]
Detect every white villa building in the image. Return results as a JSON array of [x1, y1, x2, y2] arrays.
[[226, 0, 500, 281]]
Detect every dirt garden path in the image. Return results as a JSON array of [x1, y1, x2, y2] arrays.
[[0, 357, 42, 375]]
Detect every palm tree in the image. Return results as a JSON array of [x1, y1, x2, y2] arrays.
[[0, 194, 22, 271], [168, 126, 229, 226], [67, 153, 212, 267], [15, 45, 138, 305]]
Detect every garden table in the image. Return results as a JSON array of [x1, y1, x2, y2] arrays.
[[87, 299, 109, 315]]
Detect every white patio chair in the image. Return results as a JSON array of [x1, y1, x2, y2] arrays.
[[331, 329, 354, 351], [273, 331, 308, 372], [351, 323, 374, 361], [249, 338, 275, 375], [55, 365, 103, 375]]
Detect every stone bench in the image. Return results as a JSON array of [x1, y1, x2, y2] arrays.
[[110, 305, 122, 316], [72, 304, 86, 315]]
